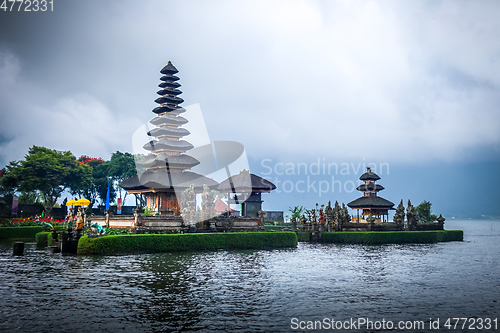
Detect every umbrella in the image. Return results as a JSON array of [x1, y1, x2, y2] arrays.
[[66, 199, 77, 206], [75, 198, 91, 206]]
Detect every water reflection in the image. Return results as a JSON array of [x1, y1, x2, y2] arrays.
[[0, 221, 499, 332]]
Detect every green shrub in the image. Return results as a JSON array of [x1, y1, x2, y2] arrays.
[[103, 227, 131, 235], [35, 232, 53, 248], [77, 231, 298, 255], [296, 232, 311, 242], [321, 230, 463, 245], [0, 226, 43, 239]]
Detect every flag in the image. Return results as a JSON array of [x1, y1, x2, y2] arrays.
[[105, 178, 110, 210], [11, 195, 18, 216], [41, 211, 44, 217], [117, 198, 122, 214]]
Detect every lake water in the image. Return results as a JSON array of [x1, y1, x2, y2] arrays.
[[0, 220, 498, 332]]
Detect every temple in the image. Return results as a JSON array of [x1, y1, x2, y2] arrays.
[[218, 170, 276, 217], [347, 167, 394, 222], [120, 62, 218, 215]]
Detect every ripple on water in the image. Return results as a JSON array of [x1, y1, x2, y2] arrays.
[[0, 221, 499, 332]]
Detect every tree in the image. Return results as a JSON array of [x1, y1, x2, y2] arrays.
[[415, 200, 437, 223], [393, 199, 405, 225], [107, 151, 137, 205], [72, 155, 108, 208], [4, 146, 92, 215], [0, 164, 17, 209], [288, 206, 304, 221], [18, 191, 39, 205]]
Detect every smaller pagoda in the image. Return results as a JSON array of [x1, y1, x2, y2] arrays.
[[217, 170, 276, 217], [347, 167, 394, 222]]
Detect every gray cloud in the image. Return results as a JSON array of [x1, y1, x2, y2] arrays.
[[1, 0, 499, 167]]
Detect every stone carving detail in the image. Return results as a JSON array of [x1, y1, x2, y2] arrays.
[[406, 199, 418, 231], [394, 199, 405, 230], [181, 184, 197, 226]]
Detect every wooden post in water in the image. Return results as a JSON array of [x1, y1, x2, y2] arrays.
[[13, 242, 24, 255]]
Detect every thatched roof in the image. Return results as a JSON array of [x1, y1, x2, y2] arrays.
[[155, 95, 184, 105], [347, 196, 395, 209], [136, 153, 200, 169], [158, 81, 181, 89], [359, 167, 381, 181], [150, 114, 188, 126], [120, 170, 218, 191], [156, 88, 182, 96], [160, 61, 178, 75], [152, 105, 185, 114], [356, 184, 384, 192], [143, 139, 194, 152], [218, 171, 276, 193], [160, 74, 180, 82], [147, 126, 190, 138]]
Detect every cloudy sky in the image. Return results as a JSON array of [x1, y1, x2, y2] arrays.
[[0, 0, 499, 217]]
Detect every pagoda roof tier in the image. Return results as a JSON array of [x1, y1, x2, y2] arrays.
[[136, 153, 200, 169], [157, 88, 182, 96], [147, 126, 190, 138], [356, 184, 385, 192], [155, 96, 184, 105], [143, 139, 194, 152], [152, 105, 186, 114], [160, 62, 179, 75], [150, 114, 188, 126], [159, 81, 181, 89], [160, 74, 180, 82], [359, 167, 381, 181], [120, 170, 218, 191], [218, 171, 276, 193], [347, 196, 395, 209]]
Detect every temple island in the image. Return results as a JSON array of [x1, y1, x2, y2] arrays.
[[91, 62, 277, 233]]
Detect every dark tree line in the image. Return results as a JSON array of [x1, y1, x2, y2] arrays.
[[0, 146, 137, 215]]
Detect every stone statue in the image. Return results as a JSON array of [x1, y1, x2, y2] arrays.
[[333, 201, 341, 231], [341, 203, 351, 225], [90, 222, 106, 235], [257, 210, 266, 227], [406, 200, 418, 231], [76, 207, 84, 230], [181, 184, 197, 226], [437, 214, 445, 228], [41, 221, 53, 232], [324, 201, 333, 232], [394, 200, 405, 230], [201, 184, 216, 224], [66, 207, 74, 229]]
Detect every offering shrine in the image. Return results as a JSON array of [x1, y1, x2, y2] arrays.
[[347, 167, 394, 222]]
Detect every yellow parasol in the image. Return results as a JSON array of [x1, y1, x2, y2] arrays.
[[75, 198, 91, 206], [66, 199, 77, 206]]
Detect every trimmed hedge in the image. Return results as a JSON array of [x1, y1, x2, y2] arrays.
[[321, 230, 463, 245], [296, 232, 311, 242], [77, 231, 298, 255], [264, 225, 290, 231], [35, 232, 53, 248], [0, 226, 43, 239]]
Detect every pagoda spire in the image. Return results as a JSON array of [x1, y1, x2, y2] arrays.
[[119, 61, 219, 216], [140, 61, 200, 172]]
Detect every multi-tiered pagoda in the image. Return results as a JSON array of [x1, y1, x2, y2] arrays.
[[120, 62, 218, 215], [347, 167, 394, 222]]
